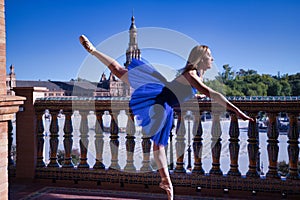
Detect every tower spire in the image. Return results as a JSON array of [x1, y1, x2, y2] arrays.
[[132, 8, 134, 19], [124, 12, 141, 67]]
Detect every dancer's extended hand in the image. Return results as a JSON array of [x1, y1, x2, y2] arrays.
[[195, 94, 206, 99], [237, 110, 255, 122]]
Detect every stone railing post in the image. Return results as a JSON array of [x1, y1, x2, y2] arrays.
[[48, 111, 59, 168], [36, 111, 45, 168], [7, 120, 14, 167], [286, 113, 300, 179], [209, 112, 223, 175], [124, 112, 136, 172], [140, 128, 153, 172], [93, 110, 105, 169], [169, 119, 175, 170], [227, 113, 241, 176], [109, 114, 120, 170], [174, 111, 186, 173], [266, 112, 280, 178], [192, 113, 204, 174], [246, 112, 260, 177], [78, 111, 89, 168], [62, 111, 74, 168]]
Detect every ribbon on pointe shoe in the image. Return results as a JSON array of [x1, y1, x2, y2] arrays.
[[159, 177, 173, 200]]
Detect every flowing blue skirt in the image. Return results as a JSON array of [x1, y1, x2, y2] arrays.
[[128, 59, 173, 146]]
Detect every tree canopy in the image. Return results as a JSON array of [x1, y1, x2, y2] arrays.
[[205, 65, 299, 96]]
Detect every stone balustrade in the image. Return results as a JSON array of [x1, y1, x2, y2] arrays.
[[12, 92, 300, 197]]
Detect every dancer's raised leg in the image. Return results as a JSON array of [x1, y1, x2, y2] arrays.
[[79, 35, 129, 84], [153, 143, 173, 200]]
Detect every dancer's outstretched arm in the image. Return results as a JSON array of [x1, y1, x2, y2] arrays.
[[184, 70, 254, 122], [79, 35, 129, 84]]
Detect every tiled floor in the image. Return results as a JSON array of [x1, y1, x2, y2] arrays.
[[11, 185, 167, 200], [9, 180, 300, 200], [9, 181, 211, 200]]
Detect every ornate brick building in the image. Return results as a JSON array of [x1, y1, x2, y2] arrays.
[[6, 15, 141, 97]]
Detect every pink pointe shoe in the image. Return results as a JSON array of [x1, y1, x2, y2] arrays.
[[159, 177, 173, 200], [79, 35, 96, 53]]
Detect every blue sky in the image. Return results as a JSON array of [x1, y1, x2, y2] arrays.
[[5, 0, 300, 81]]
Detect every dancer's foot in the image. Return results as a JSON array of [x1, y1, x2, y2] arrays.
[[159, 177, 173, 200], [79, 35, 96, 54]]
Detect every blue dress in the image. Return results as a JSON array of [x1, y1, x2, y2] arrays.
[[128, 58, 196, 146]]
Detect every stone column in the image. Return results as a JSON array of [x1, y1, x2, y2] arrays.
[[0, 2, 25, 199], [0, 95, 24, 199], [0, 0, 6, 94], [14, 87, 46, 180]]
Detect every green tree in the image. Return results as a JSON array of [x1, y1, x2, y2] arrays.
[[280, 79, 292, 96], [288, 73, 300, 96], [237, 69, 257, 76], [217, 64, 235, 84], [210, 65, 299, 97], [267, 81, 283, 96], [205, 79, 226, 94]]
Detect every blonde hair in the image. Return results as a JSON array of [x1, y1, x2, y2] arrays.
[[182, 45, 209, 74]]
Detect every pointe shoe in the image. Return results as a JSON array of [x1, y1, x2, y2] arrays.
[[79, 35, 96, 53], [159, 180, 173, 200]]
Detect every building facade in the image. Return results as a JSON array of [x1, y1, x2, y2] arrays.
[[6, 15, 141, 98]]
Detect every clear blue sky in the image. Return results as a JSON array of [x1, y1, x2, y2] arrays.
[[5, 0, 300, 81]]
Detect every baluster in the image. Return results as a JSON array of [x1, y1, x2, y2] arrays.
[[36, 111, 45, 168], [78, 111, 89, 168], [48, 111, 59, 167], [118, 109, 128, 133], [286, 113, 300, 179], [140, 128, 153, 172], [266, 112, 280, 178], [174, 111, 186, 173], [62, 111, 74, 168], [192, 113, 204, 174], [169, 117, 175, 170], [109, 114, 120, 170], [164, 142, 169, 168], [246, 112, 259, 177], [185, 111, 194, 170], [209, 112, 222, 175], [227, 113, 241, 176], [8, 120, 14, 166], [124, 112, 136, 172], [93, 111, 105, 169]]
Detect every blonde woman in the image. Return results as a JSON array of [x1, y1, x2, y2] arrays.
[[79, 35, 253, 200]]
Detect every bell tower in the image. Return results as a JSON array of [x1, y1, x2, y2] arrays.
[[124, 13, 141, 67]]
